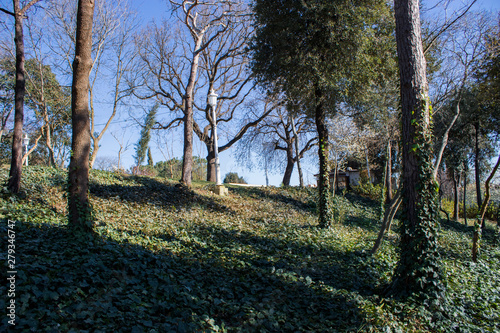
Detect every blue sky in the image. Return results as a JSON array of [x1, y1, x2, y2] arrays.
[[93, 0, 499, 186]]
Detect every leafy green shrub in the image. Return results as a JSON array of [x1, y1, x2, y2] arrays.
[[223, 172, 247, 184], [352, 181, 383, 201], [441, 198, 500, 221]]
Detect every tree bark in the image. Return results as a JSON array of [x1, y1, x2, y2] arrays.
[[386, 140, 393, 203], [453, 169, 459, 221], [282, 146, 295, 186], [206, 147, 216, 182], [365, 144, 371, 182], [463, 161, 468, 226], [7, 0, 26, 194], [314, 86, 330, 228], [390, 0, 442, 297], [291, 116, 304, 187], [67, 0, 95, 233], [433, 102, 460, 179], [372, 189, 402, 254], [478, 153, 500, 229], [474, 121, 482, 208], [181, 37, 203, 187]]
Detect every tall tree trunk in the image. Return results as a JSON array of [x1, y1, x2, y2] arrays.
[[206, 147, 216, 182], [385, 140, 393, 204], [181, 38, 203, 187], [291, 116, 304, 187], [365, 144, 371, 182], [453, 169, 459, 221], [181, 108, 194, 186], [68, 0, 95, 233], [282, 146, 295, 186], [7, 0, 26, 194], [433, 102, 460, 179], [314, 86, 330, 228], [474, 121, 482, 208], [390, 0, 442, 297], [463, 161, 468, 226]]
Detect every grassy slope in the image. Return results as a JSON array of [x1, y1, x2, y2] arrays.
[[0, 166, 499, 332]]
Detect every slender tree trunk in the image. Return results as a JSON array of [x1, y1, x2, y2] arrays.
[[206, 147, 215, 182], [265, 158, 269, 187], [478, 153, 500, 230], [372, 189, 402, 254], [7, 1, 26, 194], [0, 106, 14, 143], [433, 102, 460, 179], [181, 38, 203, 187], [453, 169, 459, 221], [332, 157, 338, 198], [390, 0, 442, 297], [314, 86, 331, 228], [365, 144, 371, 182], [291, 116, 304, 187], [386, 140, 393, 203], [463, 161, 468, 226], [67, 0, 95, 233], [282, 146, 295, 186], [474, 122, 482, 208]]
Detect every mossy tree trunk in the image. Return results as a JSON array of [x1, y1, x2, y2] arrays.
[[390, 0, 443, 298], [315, 86, 331, 228]]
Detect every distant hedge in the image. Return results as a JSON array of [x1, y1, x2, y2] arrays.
[[223, 172, 247, 184]]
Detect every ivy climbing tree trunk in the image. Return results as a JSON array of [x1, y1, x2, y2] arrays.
[[67, 0, 95, 233], [315, 86, 331, 228], [390, 0, 443, 298]]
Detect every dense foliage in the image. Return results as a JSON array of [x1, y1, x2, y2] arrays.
[[250, 0, 393, 228], [0, 166, 499, 331], [135, 103, 159, 168], [223, 172, 247, 184]]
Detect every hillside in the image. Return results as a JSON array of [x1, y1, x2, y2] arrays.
[[1, 166, 499, 332]]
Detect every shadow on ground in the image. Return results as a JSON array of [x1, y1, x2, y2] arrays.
[[0, 220, 375, 332], [229, 186, 318, 214], [90, 176, 235, 215]]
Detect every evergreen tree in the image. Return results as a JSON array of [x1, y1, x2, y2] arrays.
[[135, 103, 159, 167], [147, 147, 153, 167], [250, 0, 393, 227]]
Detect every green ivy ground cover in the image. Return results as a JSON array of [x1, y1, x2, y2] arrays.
[[0, 166, 499, 332]]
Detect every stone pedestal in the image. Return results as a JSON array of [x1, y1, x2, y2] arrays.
[[215, 184, 228, 196]]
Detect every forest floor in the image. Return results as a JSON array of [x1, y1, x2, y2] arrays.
[[0, 166, 499, 332]]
